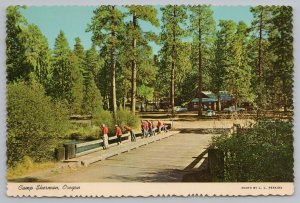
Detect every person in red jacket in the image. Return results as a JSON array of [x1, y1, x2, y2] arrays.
[[115, 125, 123, 145], [101, 124, 109, 149], [141, 120, 149, 138], [124, 126, 136, 142]]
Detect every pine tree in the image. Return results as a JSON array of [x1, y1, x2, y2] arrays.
[[87, 6, 125, 119], [126, 6, 159, 113], [23, 24, 51, 88], [250, 6, 272, 113], [189, 5, 216, 117], [73, 37, 86, 73], [268, 6, 293, 111], [160, 5, 188, 116], [50, 31, 84, 115], [6, 6, 28, 83], [82, 45, 103, 117], [223, 21, 253, 108], [213, 20, 236, 110]]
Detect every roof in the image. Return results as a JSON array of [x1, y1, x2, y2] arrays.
[[191, 91, 233, 103], [191, 98, 217, 103]]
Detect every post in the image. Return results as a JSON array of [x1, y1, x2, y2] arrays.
[[55, 147, 65, 161], [208, 148, 224, 181], [64, 143, 76, 160]]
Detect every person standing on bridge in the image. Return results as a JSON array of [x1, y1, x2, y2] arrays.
[[101, 124, 109, 149], [124, 126, 136, 142], [115, 125, 123, 145], [141, 120, 148, 138], [147, 120, 154, 137], [157, 120, 162, 134]]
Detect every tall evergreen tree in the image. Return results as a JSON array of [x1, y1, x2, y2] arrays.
[[23, 24, 51, 88], [50, 31, 84, 114], [189, 5, 216, 117], [87, 6, 125, 119], [223, 21, 253, 107], [73, 37, 86, 72], [160, 5, 188, 116], [126, 6, 159, 113], [82, 45, 103, 117], [268, 6, 293, 111], [250, 6, 272, 113], [213, 20, 236, 110]]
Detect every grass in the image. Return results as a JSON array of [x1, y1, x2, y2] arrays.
[[7, 156, 56, 180]]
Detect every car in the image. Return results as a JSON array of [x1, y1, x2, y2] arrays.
[[236, 107, 246, 112], [174, 106, 188, 112], [223, 107, 234, 113], [204, 109, 216, 117]]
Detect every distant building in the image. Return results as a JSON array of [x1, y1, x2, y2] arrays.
[[188, 91, 233, 111]]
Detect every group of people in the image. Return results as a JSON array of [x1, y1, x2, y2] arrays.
[[100, 120, 168, 150], [141, 120, 168, 138], [100, 124, 136, 150]]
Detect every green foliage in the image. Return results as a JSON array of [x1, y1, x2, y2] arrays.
[[212, 120, 294, 182], [6, 6, 51, 86], [50, 31, 84, 114], [137, 84, 154, 102], [6, 6, 28, 83], [87, 6, 125, 114], [93, 108, 140, 135], [267, 6, 293, 110], [67, 124, 100, 140], [222, 21, 254, 106], [7, 81, 69, 167], [115, 108, 141, 130], [93, 110, 115, 135], [189, 5, 216, 103]]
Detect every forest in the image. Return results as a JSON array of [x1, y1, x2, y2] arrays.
[[6, 5, 293, 168]]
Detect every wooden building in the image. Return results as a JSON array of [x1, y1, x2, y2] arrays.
[[188, 91, 233, 111]]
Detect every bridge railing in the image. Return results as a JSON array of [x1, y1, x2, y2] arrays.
[[75, 133, 131, 157], [55, 123, 172, 161]]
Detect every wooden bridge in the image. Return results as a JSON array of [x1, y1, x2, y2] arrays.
[[37, 130, 224, 182]]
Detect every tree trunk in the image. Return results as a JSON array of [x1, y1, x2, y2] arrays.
[[131, 12, 137, 114], [198, 16, 203, 118], [110, 6, 117, 120], [257, 8, 264, 117], [110, 35, 117, 120], [170, 6, 176, 117]]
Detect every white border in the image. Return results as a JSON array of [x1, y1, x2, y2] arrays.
[[0, 0, 299, 202]]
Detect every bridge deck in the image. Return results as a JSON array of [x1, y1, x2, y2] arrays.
[[44, 132, 216, 182]]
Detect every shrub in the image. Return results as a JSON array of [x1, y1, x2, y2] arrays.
[[67, 124, 100, 140], [92, 108, 140, 136], [7, 81, 69, 167], [93, 109, 114, 135], [212, 120, 294, 182], [115, 108, 140, 130]]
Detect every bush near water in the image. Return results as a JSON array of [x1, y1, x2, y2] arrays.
[[6, 82, 70, 167], [7, 82, 140, 169]]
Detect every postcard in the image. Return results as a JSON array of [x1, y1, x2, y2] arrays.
[[5, 3, 294, 197]]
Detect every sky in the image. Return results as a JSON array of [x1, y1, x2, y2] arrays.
[[21, 6, 253, 54]]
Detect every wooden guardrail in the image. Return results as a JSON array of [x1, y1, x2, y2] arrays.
[[75, 133, 131, 157], [56, 123, 172, 161]]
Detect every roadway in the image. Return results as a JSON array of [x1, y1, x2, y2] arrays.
[[42, 132, 215, 182]]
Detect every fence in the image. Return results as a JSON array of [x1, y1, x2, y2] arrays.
[[55, 123, 172, 161]]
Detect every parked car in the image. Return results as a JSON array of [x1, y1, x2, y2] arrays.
[[174, 106, 188, 112], [223, 106, 235, 113], [236, 107, 246, 112], [223, 106, 246, 113], [204, 109, 216, 117]]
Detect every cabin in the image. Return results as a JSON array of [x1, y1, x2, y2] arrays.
[[188, 91, 233, 111]]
